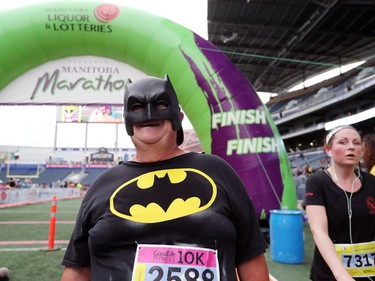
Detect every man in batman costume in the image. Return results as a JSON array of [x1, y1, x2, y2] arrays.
[[61, 75, 269, 281]]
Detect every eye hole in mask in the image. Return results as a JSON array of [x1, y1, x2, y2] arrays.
[[155, 100, 169, 110], [130, 102, 144, 113]]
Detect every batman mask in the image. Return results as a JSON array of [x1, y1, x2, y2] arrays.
[[123, 75, 184, 145]]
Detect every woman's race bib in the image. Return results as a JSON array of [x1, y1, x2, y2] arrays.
[[132, 244, 220, 281], [334, 241, 375, 278]]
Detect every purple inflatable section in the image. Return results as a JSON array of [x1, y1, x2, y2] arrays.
[[185, 35, 283, 216]]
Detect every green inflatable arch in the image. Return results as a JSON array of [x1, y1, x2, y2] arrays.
[[0, 1, 297, 219]]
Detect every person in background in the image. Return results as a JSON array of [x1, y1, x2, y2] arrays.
[[60, 75, 269, 281], [362, 133, 375, 175], [303, 125, 375, 281]]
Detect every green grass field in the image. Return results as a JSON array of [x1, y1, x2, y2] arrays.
[[0, 198, 314, 281]]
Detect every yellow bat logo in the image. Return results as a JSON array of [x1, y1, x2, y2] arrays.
[[110, 168, 217, 223]]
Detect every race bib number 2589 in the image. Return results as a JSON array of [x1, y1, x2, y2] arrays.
[[132, 244, 220, 281]]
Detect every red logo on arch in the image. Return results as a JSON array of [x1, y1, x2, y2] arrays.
[[94, 4, 120, 23]]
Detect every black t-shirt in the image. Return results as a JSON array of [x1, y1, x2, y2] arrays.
[[62, 152, 267, 281], [303, 170, 375, 281]]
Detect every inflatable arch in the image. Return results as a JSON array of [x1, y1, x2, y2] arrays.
[[0, 1, 296, 219]]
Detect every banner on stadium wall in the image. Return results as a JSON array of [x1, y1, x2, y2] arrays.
[[0, 188, 83, 206], [61, 104, 124, 123], [0, 1, 297, 218]]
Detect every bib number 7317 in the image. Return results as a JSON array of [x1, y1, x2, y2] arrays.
[[335, 241, 375, 278]]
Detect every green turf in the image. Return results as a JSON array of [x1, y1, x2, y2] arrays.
[[0, 198, 316, 281], [0, 198, 81, 281], [0, 250, 67, 281]]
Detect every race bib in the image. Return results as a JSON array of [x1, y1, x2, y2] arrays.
[[334, 241, 375, 278], [132, 244, 220, 281]]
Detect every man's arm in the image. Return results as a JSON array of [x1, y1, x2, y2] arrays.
[[61, 266, 90, 281], [237, 254, 269, 281]]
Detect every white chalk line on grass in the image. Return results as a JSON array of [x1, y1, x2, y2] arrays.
[[0, 247, 67, 252], [0, 221, 75, 224], [0, 240, 70, 245], [0, 240, 69, 251], [0, 210, 78, 214]]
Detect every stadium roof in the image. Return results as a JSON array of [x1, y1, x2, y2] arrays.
[[207, 0, 375, 94]]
